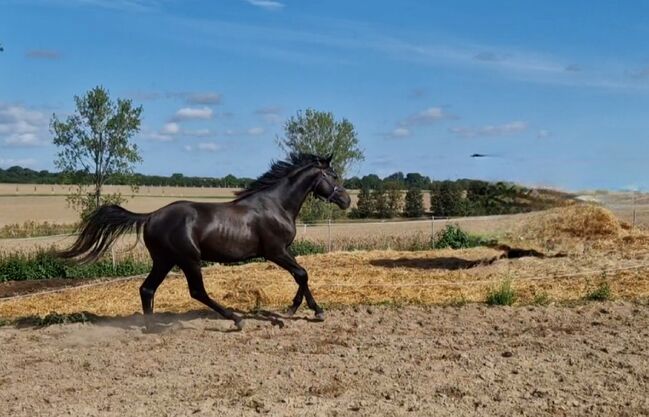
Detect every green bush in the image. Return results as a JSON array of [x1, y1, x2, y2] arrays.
[[434, 224, 492, 249], [0, 250, 150, 282], [289, 240, 326, 256], [486, 280, 517, 306], [586, 282, 612, 301]]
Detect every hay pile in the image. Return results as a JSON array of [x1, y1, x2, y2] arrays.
[[511, 204, 639, 252]]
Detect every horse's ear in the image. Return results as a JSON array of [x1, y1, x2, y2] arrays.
[[325, 154, 333, 165]]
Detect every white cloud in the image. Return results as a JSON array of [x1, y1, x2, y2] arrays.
[[173, 106, 214, 121], [389, 127, 411, 138], [245, 0, 284, 10], [148, 123, 213, 141], [247, 127, 265, 135], [0, 158, 37, 168], [0, 104, 49, 147], [197, 142, 221, 152], [161, 122, 180, 135], [147, 132, 174, 142], [537, 129, 551, 139], [450, 121, 528, 138], [402, 107, 451, 126]]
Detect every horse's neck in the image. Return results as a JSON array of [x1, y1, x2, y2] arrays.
[[275, 170, 318, 219]]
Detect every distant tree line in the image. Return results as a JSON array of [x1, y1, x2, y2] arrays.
[[351, 178, 563, 219], [0, 165, 253, 188], [1, 166, 564, 219]]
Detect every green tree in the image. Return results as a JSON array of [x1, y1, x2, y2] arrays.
[[351, 186, 373, 218], [278, 109, 364, 178], [431, 181, 465, 217], [51, 86, 142, 219], [384, 181, 403, 218], [372, 185, 389, 218], [404, 187, 424, 218], [277, 109, 364, 221]]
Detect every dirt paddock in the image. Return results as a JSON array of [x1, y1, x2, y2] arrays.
[[1, 302, 648, 416]]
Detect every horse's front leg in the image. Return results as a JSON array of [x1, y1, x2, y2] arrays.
[[268, 250, 324, 321]]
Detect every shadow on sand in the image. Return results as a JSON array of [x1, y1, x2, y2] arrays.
[[10, 307, 323, 332], [369, 256, 499, 270]]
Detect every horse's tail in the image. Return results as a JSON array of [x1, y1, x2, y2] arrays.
[[57, 205, 150, 264]]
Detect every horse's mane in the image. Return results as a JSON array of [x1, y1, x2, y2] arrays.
[[234, 152, 322, 200]]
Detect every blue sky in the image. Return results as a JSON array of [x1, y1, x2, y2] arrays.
[[2, 0, 649, 191]]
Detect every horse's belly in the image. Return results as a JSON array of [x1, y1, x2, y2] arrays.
[[199, 227, 259, 261]]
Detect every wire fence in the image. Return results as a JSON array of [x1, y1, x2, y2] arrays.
[[293, 215, 522, 252]]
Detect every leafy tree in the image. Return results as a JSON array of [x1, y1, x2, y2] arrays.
[[277, 109, 364, 220], [405, 173, 430, 189], [278, 108, 363, 178], [384, 181, 403, 218], [404, 187, 424, 218], [51, 86, 142, 219], [344, 176, 362, 189], [350, 186, 373, 218], [360, 174, 381, 189], [431, 181, 465, 217], [372, 185, 389, 218], [384, 172, 405, 186]]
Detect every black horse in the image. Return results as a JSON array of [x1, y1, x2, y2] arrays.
[[58, 153, 351, 329]]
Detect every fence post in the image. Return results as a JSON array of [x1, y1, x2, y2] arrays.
[[431, 215, 435, 249], [327, 219, 332, 253]]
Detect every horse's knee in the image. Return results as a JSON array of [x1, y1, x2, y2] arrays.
[[140, 285, 155, 299], [293, 269, 308, 285], [189, 288, 207, 302]]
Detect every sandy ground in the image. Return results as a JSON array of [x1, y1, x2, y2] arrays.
[[1, 302, 648, 417]]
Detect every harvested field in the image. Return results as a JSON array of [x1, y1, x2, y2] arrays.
[[2, 302, 649, 416]]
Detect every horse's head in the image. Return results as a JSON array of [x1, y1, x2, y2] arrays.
[[312, 154, 351, 210]]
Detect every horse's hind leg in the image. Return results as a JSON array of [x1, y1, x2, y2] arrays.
[[180, 261, 244, 330], [268, 251, 324, 321], [139, 259, 174, 315]]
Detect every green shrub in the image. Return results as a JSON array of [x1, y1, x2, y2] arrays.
[[586, 282, 612, 301], [486, 280, 517, 306], [289, 240, 326, 256], [0, 250, 150, 282], [434, 224, 492, 249], [532, 291, 551, 306]]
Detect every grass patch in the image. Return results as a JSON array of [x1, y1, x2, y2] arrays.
[[486, 279, 517, 306], [533, 291, 551, 306], [0, 221, 77, 238], [434, 224, 494, 250], [0, 250, 150, 282], [585, 282, 612, 301], [289, 240, 327, 256]]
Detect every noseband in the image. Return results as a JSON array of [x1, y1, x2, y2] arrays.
[[315, 176, 341, 202]]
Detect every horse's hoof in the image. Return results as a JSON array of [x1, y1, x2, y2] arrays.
[[233, 319, 245, 331], [314, 311, 325, 321], [284, 306, 298, 318]]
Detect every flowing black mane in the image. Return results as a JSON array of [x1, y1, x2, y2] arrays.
[[234, 152, 322, 199]]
